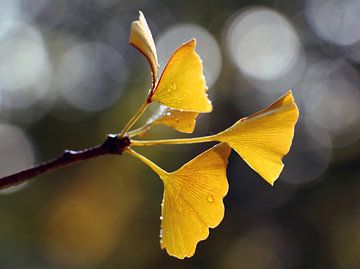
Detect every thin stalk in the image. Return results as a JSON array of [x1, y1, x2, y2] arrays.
[[125, 147, 166, 175], [130, 134, 217, 147], [119, 100, 149, 137], [127, 123, 152, 138]]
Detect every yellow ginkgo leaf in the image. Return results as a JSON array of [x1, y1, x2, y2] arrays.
[[129, 11, 159, 86], [149, 39, 212, 113], [215, 90, 299, 185], [159, 143, 230, 258], [126, 143, 231, 259], [147, 105, 199, 133]]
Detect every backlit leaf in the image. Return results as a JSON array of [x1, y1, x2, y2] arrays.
[[127, 143, 230, 259], [129, 11, 159, 86], [215, 91, 299, 185], [150, 39, 212, 113], [147, 105, 199, 133], [159, 143, 231, 258]]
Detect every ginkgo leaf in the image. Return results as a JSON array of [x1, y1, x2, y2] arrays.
[[147, 105, 199, 133], [129, 11, 159, 86], [215, 90, 299, 186], [149, 39, 212, 113], [126, 143, 231, 259], [159, 143, 230, 258]]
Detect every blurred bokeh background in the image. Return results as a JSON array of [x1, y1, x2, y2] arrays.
[[0, 0, 359, 268]]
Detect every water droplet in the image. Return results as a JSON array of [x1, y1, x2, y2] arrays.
[[160, 216, 163, 220], [207, 195, 214, 203], [167, 83, 177, 93], [175, 118, 180, 123]]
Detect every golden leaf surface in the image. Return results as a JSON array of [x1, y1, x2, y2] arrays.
[[147, 105, 199, 133], [150, 39, 212, 113], [129, 11, 158, 85], [215, 91, 299, 185], [159, 143, 231, 258]]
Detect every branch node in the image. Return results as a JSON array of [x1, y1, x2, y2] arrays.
[[103, 134, 131, 154]]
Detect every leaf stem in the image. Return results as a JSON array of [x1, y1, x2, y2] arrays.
[[125, 147, 166, 175], [127, 123, 152, 138], [119, 100, 149, 137], [130, 134, 217, 146], [0, 135, 130, 190]]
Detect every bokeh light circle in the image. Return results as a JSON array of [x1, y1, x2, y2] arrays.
[[292, 57, 360, 149], [0, 21, 51, 109], [56, 42, 125, 112], [306, 0, 360, 46], [226, 7, 300, 80]]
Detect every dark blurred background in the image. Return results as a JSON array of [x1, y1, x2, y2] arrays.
[[0, 0, 359, 268]]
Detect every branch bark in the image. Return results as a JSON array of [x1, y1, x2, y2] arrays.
[[0, 135, 130, 190]]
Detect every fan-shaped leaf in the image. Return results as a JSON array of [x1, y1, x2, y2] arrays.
[[215, 91, 299, 185], [127, 143, 230, 258], [159, 143, 230, 258], [150, 39, 212, 113]]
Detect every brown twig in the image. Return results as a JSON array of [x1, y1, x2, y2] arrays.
[[0, 134, 130, 190]]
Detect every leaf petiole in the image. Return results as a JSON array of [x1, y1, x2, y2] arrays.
[[127, 123, 152, 138], [118, 99, 149, 137], [125, 147, 166, 175], [130, 134, 217, 146]]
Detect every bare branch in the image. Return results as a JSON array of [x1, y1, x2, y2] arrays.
[[0, 135, 130, 190]]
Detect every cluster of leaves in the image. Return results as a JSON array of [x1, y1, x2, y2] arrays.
[[120, 12, 299, 259]]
